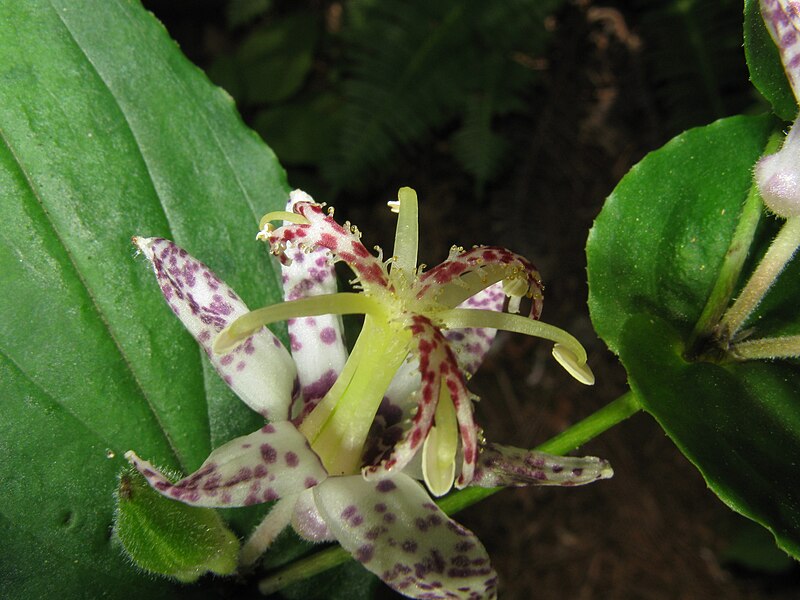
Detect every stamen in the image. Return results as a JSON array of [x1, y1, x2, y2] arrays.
[[258, 210, 310, 231], [439, 308, 592, 382], [552, 343, 595, 385], [430, 264, 538, 310], [502, 276, 530, 298], [213, 293, 380, 354]]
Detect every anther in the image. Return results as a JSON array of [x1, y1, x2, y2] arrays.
[[503, 277, 529, 298]]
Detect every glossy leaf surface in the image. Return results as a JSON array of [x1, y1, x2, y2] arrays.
[[588, 114, 800, 557], [0, 0, 290, 596]]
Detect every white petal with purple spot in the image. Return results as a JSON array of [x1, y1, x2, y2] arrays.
[[383, 357, 422, 414], [314, 474, 497, 600], [444, 282, 506, 375], [291, 488, 335, 542], [281, 192, 348, 415], [135, 237, 296, 420], [126, 421, 327, 508], [471, 444, 614, 488]]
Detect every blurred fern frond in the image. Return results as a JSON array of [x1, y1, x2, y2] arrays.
[[451, 60, 511, 195], [325, 0, 563, 192], [634, 0, 753, 135]]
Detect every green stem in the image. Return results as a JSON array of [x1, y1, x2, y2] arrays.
[[258, 546, 350, 596], [718, 216, 800, 340], [688, 179, 764, 352], [688, 132, 784, 356], [257, 391, 642, 594]]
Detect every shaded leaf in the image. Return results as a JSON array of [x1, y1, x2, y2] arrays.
[[210, 12, 319, 106], [0, 0, 290, 596], [451, 92, 509, 195], [327, 0, 561, 190], [254, 93, 343, 166], [635, 0, 754, 134], [620, 314, 800, 558], [227, 0, 273, 29], [723, 518, 796, 573]]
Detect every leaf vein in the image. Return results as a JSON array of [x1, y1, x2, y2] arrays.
[[0, 122, 185, 471]]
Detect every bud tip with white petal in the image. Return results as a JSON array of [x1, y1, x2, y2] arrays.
[[755, 124, 800, 218]]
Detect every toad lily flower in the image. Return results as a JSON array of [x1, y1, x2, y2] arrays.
[[126, 189, 611, 600], [218, 187, 595, 495]]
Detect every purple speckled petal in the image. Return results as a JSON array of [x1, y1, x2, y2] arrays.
[[126, 422, 327, 507], [470, 443, 614, 488], [134, 237, 295, 420], [444, 281, 506, 376], [360, 359, 421, 468], [414, 245, 543, 320], [281, 192, 348, 417], [291, 488, 335, 542], [314, 474, 497, 600], [761, 0, 800, 102]]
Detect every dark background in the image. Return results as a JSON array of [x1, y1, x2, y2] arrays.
[[141, 0, 800, 597]]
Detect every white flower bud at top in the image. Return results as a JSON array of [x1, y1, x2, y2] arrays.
[[756, 124, 800, 218]]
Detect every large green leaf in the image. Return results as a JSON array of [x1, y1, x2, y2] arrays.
[[587, 114, 775, 352], [0, 0, 290, 596], [587, 114, 800, 557]]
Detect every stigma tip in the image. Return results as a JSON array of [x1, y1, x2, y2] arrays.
[[552, 343, 595, 386]]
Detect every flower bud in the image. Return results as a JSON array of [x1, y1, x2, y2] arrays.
[[756, 124, 800, 218], [114, 469, 239, 582]]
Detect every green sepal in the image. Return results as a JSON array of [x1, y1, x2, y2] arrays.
[[114, 469, 240, 583]]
